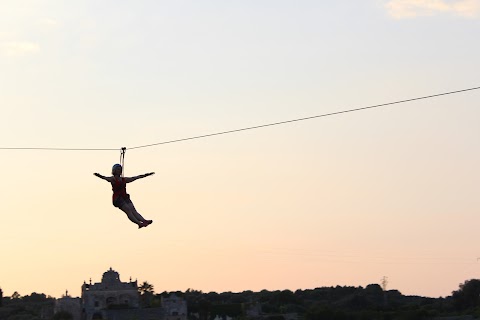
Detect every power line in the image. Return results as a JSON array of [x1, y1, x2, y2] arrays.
[[127, 86, 480, 150], [0, 86, 479, 152]]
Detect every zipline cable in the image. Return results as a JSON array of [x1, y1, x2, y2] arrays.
[[127, 86, 480, 150], [0, 86, 479, 152], [0, 147, 118, 151]]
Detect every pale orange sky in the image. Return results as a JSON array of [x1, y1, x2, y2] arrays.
[[1, 0, 480, 299]]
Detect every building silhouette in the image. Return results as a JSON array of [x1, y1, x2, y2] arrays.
[[54, 267, 186, 320], [55, 290, 81, 320], [81, 268, 140, 320], [162, 293, 187, 320]]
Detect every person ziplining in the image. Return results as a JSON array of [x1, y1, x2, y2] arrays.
[[94, 163, 155, 229]]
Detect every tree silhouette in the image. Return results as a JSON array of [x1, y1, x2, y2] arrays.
[[452, 279, 480, 310], [139, 281, 155, 307], [11, 291, 21, 300], [139, 281, 154, 295]]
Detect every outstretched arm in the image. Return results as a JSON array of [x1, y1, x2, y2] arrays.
[[94, 173, 114, 183], [125, 172, 155, 183]]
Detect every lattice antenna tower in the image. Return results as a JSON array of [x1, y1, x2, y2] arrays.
[[381, 276, 388, 291]]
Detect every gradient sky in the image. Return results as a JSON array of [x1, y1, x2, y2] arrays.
[[1, 0, 480, 299]]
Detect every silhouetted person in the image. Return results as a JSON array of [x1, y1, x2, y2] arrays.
[[94, 164, 154, 228]]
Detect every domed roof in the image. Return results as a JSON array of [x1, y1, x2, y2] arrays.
[[102, 267, 121, 285]]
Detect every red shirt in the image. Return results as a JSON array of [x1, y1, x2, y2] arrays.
[[111, 177, 128, 201]]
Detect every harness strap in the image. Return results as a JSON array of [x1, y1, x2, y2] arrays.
[[120, 147, 126, 177]]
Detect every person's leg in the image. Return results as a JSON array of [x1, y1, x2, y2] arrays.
[[119, 204, 143, 226], [127, 202, 151, 224]]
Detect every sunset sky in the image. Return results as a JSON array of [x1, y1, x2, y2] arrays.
[[1, 0, 480, 299]]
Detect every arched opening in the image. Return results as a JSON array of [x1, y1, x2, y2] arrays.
[[106, 296, 117, 307]]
